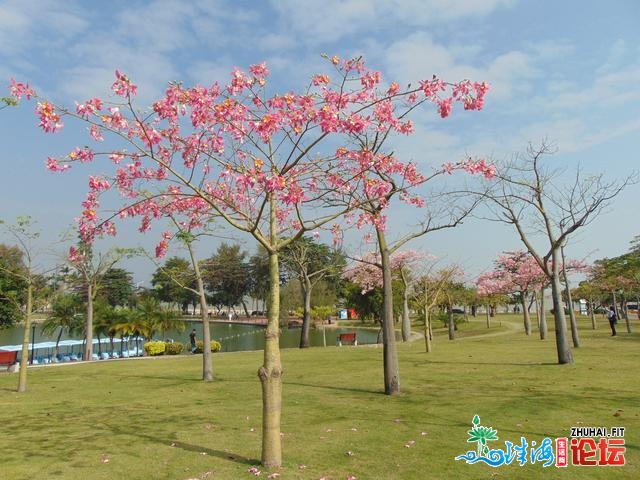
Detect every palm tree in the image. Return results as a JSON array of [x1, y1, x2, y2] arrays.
[[93, 299, 126, 358], [114, 314, 148, 357], [41, 294, 84, 358], [135, 296, 183, 341]]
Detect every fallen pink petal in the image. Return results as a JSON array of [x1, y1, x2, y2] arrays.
[[248, 466, 261, 476]]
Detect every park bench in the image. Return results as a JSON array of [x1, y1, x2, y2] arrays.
[[0, 351, 18, 373], [337, 332, 357, 346]]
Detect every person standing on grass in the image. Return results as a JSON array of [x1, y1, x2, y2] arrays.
[[607, 306, 618, 336], [189, 329, 197, 353]]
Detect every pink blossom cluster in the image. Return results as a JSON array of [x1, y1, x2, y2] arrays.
[[476, 251, 546, 297], [9, 79, 35, 100], [67, 245, 86, 264], [35, 101, 63, 133], [75, 97, 103, 118], [8, 55, 490, 250], [343, 250, 428, 293], [111, 70, 138, 97], [443, 157, 496, 179]]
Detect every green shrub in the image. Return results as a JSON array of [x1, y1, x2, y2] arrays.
[[143, 341, 166, 356], [164, 342, 183, 355], [194, 339, 222, 353]]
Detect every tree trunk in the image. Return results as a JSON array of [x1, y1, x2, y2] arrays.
[[189, 241, 213, 381], [401, 270, 410, 342], [424, 310, 432, 353], [539, 286, 547, 340], [377, 228, 400, 395], [83, 281, 94, 362], [259, 197, 283, 467], [448, 307, 455, 340], [550, 251, 573, 364], [17, 280, 33, 392], [520, 294, 531, 335], [561, 246, 580, 347], [566, 290, 579, 347], [423, 286, 431, 353], [299, 277, 312, 348], [623, 299, 633, 334], [485, 304, 490, 328]]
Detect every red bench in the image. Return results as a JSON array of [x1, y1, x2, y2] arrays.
[[337, 332, 357, 346], [0, 351, 18, 373]]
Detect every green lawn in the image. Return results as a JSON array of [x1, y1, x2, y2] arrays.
[[1, 314, 638, 479]]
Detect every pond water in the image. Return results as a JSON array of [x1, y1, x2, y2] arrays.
[[0, 321, 386, 357]]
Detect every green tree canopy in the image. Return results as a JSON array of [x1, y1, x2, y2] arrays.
[[151, 256, 198, 313], [97, 267, 135, 307], [0, 244, 27, 328], [202, 243, 250, 313]]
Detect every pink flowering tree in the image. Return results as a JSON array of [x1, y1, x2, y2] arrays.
[[487, 251, 546, 335], [343, 249, 427, 338], [9, 56, 488, 466], [339, 152, 492, 393]]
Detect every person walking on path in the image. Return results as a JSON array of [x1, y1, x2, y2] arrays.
[[607, 306, 618, 336]]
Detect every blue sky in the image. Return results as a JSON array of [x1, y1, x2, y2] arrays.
[[1, 0, 639, 285]]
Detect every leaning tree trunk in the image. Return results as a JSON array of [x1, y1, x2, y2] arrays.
[[566, 287, 580, 347], [259, 197, 284, 467], [539, 286, 548, 340], [561, 246, 580, 347], [299, 276, 312, 348], [549, 251, 573, 364], [377, 228, 400, 395], [485, 304, 491, 328], [520, 294, 531, 335], [188, 240, 213, 381], [589, 296, 597, 330], [423, 284, 432, 353]]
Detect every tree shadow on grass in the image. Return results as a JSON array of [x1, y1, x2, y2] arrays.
[[107, 424, 260, 467], [414, 359, 558, 367], [284, 380, 386, 395], [166, 440, 260, 465]]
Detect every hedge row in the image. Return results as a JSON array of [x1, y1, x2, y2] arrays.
[[143, 340, 222, 356]]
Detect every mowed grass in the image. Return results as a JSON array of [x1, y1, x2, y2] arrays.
[[0, 314, 638, 480]]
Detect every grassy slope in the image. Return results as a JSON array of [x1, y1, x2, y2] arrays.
[[0, 314, 638, 480]]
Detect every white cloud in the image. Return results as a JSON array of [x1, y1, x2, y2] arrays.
[[382, 32, 536, 103], [268, 0, 514, 44], [0, 0, 88, 55]]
